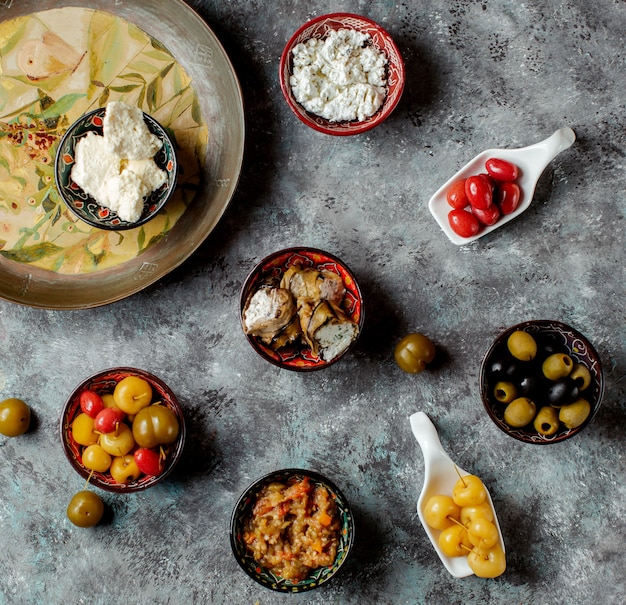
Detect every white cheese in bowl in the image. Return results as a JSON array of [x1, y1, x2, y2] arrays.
[[70, 101, 167, 223], [103, 101, 163, 160], [289, 28, 388, 122]]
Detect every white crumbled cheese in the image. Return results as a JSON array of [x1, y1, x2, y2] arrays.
[[289, 28, 388, 122], [103, 101, 162, 160], [106, 171, 150, 223], [126, 158, 168, 192], [71, 132, 121, 203], [70, 101, 167, 223]]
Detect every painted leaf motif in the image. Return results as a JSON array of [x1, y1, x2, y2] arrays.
[[145, 49, 174, 63], [119, 73, 146, 83], [0, 242, 63, 262], [129, 60, 160, 74], [109, 84, 140, 93], [136, 227, 145, 250], [0, 20, 26, 55], [40, 94, 86, 120], [89, 13, 126, 91], [191, 97, 202, 126], [98, 87, 110, 107], [146, 78, 159, 111]]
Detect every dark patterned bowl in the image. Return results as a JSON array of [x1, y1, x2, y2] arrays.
[[279, 13, 405, 135], [240, 247, 364, 371], [55, 107, 177, 230], [60, 367, 186, 492], [230, 469, 355, 592], [480, 320, 604, 444]]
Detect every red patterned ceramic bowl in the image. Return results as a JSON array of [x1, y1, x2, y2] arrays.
[[279, 13, 405, 135], [480, 321, 604, 444], [60, 367, 186, 492], [240, 248, 364, 371]]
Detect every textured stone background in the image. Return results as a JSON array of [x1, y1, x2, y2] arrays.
[[1, 1, 625, 604]]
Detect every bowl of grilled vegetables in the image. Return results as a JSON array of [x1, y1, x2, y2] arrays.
[[240, 247, 364, 371]]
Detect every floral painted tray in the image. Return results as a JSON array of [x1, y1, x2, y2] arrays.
[[0, 0, 244, 308]]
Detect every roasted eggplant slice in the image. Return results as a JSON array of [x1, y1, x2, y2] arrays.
[[269, 314, 303, 350], [281, 266, 345, 306], [298, 299, 359, 361]]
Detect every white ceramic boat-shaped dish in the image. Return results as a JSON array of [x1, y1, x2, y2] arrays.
[[428, 127, 576, 245], [409, 411, 505, 578]]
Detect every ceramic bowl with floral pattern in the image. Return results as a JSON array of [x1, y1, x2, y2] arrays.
[[55, 108, 177, 230], [230, 468, 355, 592], [60, 367, 186, 492], [240, 247, 364, 371], [480, 320, 604, 444], [279, 13, 405, 135]]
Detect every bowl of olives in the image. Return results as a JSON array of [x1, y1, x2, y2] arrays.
[[60, 367, 186, 492], [480, 320, 604, 444]]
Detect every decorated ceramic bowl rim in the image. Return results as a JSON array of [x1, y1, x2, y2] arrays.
[[479, 320, 604, 444], [239, 247, 365, 371], [279, 12, 405, 135], [230, 468, 355, 592], [60, 366, 186, 492], [54, 107, 178, 231]]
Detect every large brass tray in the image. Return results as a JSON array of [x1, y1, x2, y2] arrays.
[[0, 0, 244, 308]]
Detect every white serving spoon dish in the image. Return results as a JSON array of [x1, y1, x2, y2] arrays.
[[428, 127, 576, 245], [409, 411, 505, 578]]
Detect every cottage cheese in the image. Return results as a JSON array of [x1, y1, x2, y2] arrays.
[[71, 102, 167, 223], [289, 28, 388, 122]]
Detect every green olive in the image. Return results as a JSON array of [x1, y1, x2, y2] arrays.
[[542, 353, 573, 380], [493, 381, 517, 403], [503, 397, 536, 428], [394, 333, 436, 374], [507, 330, 537, 361], [570, 364, 591, 391], [533, 406, 560, 436], [66, 490, 105, 527], [0, 398, 30, 437], [559, 398, 591, 429]]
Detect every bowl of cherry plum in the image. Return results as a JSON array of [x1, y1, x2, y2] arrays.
[[60, 367, 186, 493], [480, 320, 604, 444]]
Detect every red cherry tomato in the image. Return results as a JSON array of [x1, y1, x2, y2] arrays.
[[94, 407, 125, 434], [465, 175, 493, 210], [495, 182, 521, 214], [479, 173, 495, 190], [485, 158, 519, 182], [446, 179, 469, 209], [134, 448, 164, 476], [448, 208, 481, 238], [472, 204, 501, 226], [79, 390, 105, 419]]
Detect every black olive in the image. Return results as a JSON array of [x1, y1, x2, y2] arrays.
[[502, 359, 524, 380], [535, 332, 566, 361], [547, 377, 579, 407], [519, 374, 546, 399], [488, 358, 505, 377]]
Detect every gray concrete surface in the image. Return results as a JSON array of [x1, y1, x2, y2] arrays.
[[1, 1, 625, 604]]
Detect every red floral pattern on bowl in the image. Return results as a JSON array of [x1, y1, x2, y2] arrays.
[[240, 247, 364, 371], [60, 367, 186, 492]]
